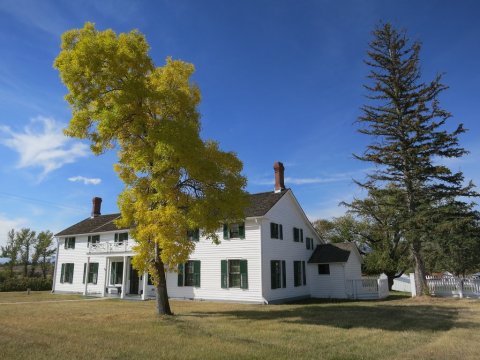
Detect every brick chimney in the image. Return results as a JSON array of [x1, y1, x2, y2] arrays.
[[91, 197, 102, 218], [273, 161, 285, 193]]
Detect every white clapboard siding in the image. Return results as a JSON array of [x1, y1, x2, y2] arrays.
[[309, 263, 347, 298], [344, 251, 362, 280], [55, 234, 108, 295], [260, 191, 321, 302], [165, 218, 264, 303]]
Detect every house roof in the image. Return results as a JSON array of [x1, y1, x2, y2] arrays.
[[55, 190, 288, 237], [55, 213, 127, 237], [244, 190, 287, 217], [308, 243, 357, 263]]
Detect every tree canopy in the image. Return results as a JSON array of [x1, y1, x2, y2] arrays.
[[54, 23, 248, 315]]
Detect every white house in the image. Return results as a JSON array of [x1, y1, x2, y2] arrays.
[[53, 162, 384, 303]]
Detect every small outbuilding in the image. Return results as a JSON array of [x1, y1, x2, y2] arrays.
[[308, 243, 363, 299]]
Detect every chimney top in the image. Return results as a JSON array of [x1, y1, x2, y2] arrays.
[[273, 161, 285, 193], [91, 197, 102, 218]]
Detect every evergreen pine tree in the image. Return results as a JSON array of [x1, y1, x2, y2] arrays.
[[356, 23, 477, 295]]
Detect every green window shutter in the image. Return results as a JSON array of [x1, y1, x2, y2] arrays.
[[240, 260, 248, 289], [64, 239, 67, 249], [270, 223, 275, 239], [239, 223, 245, 239], [270, 261, 277, 289], [302, 261, 306, 285], [282, 260, 286, 288], [194, 261, 201, 287], [178, 264, 184, 287], [221, 260, 228, 288], [300, 229, 304, 243], [279, 225, 283, 240], [60, 264, 65, 283], [195, 229, 200, 242], [293, 261, 300, 287], [83, 263, 86, 284], [223, 224, 229, 239]]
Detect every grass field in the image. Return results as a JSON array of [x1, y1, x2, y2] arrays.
[[0, 292, 479, 360]]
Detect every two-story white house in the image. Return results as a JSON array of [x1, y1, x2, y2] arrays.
[[53, 162, 373, 303]]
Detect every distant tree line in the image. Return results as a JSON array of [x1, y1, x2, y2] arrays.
[[0, 228, 55, 291]]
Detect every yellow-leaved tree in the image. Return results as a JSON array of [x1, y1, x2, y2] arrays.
[[54, 23, 248, 315]]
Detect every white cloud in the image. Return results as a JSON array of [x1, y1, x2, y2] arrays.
[[0, 214, 27, 247], [68, 176, 102, 185], [251, 171, 365, 186], [0, 116, 89, 179]]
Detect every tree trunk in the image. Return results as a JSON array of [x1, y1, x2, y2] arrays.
[[386, 273, 395, 291], [41, 263, 47, 279], [30, 263, 36, 277], [412, 245, 429, 296], [153, 242, 173, 316]]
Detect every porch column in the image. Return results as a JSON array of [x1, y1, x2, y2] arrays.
[[83, 256, 90, 296], [103, 258, 109, 297], [121, 256, 128, 299], [142, 271, 148, 300]]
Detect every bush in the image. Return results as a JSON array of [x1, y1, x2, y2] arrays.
[[0, 269, 10, 283], [0, 277, 52, 292]]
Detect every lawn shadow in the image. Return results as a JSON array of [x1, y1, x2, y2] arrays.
[[185, 302, 477, 332]]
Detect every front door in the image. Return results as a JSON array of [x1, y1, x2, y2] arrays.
[[129, 266, 139, 294]]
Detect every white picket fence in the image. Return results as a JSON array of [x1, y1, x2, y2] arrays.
[[425, 276, 480, 298], [346, 276, 389, 299]]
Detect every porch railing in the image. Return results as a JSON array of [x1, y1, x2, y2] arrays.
[[88, 240, 133, 254], [346, 276, 389, 300]]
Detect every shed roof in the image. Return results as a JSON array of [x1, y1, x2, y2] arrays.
[[308, 243, 357, 263]]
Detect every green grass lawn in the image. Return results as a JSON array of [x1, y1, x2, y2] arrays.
[[0, 291, 479, 360]]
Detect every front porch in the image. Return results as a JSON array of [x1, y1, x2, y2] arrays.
[[83, 255, 151, 300]]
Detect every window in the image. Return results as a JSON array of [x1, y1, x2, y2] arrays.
[[88, 235, 100, 244], [110, 261, 124, 285], [293, 228, 303, 243], [221, 259, 248, 289], [318, 264, 330, 275], [178, 260, 201, 287], [60, 263, 74, 283], [271, 260, 287, 289], [114, 232, 128, 242], [223, 223, 245, 239], [293, 261, 306, 287], [147, 273, 153, 285], [306, 237, 314, 250], [270, 223, 283, 240], [83, 263, 99, 284], [64, 237, 75, 249], [187, 229, 200, 242]]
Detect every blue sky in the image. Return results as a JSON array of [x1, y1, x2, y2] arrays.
[[0, 0, 479, 246]]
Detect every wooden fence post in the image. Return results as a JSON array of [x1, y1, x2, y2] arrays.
[[410, 273, 416, 297]]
